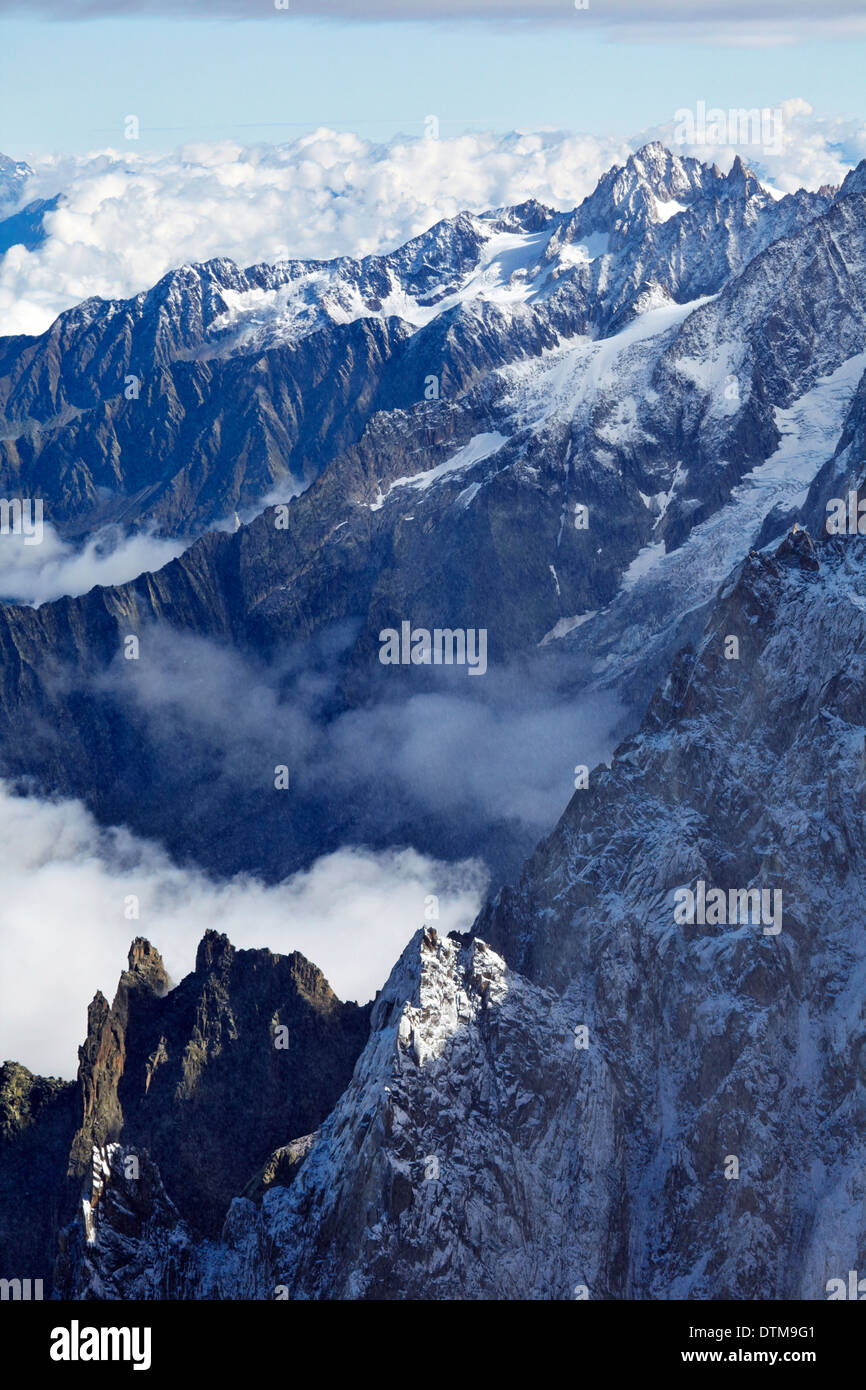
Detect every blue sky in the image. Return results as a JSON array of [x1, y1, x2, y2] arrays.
[[2, 12, 865, 158]]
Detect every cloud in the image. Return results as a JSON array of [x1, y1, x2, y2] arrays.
[[0, 627, 622, 1078], [2, 108, 863, 337], [2, 0, 865, 45], [0, 778, 488, 1078], [97, 624, 622, 857], [0, 129, 630, 336], [647, 97, 866, 195], [322, 681, 618, 832], [0, 521, 186, 606]]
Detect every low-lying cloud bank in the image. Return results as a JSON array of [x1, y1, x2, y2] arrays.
[[3, 103, 864, 336], [0, 523, 186, 607], [93, 623, 622, 871], [0, 780, 488, 1078]]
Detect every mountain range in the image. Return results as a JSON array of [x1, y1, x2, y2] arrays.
[[1, 145, 865, 883], [1, 142, 866, 1299]]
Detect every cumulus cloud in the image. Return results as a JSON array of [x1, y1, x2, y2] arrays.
[[0, 779, 488, 1078], [2, 0, 865, 45], [2, 108, 863, 337], [0, 522, 186, 606]]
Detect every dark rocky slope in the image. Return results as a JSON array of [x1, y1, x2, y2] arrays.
[[0, 1062, 77, 1290], [0, 931, 370, 1293]]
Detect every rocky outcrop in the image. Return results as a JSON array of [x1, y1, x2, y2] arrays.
[[67, 931, 371, 1237], [0, 931, 371, 1293]]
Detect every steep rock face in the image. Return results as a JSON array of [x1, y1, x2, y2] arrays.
[[471, 528, 866, 1297], [66, 931, 371, 1238], [67, 938, 172, 1181], [0, 931, 371, 1292], [481, 528, 864, 982], [0, 1062, 77, 1292], [246, 928, 592, 1302], [55, 1142, 199, 1301], [244, 527, 866, 1300], [63, 523, 866, 1301]]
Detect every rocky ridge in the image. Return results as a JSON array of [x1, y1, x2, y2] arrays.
[[0, 931, 370, 1294], [45, 516, 866, 1300]]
